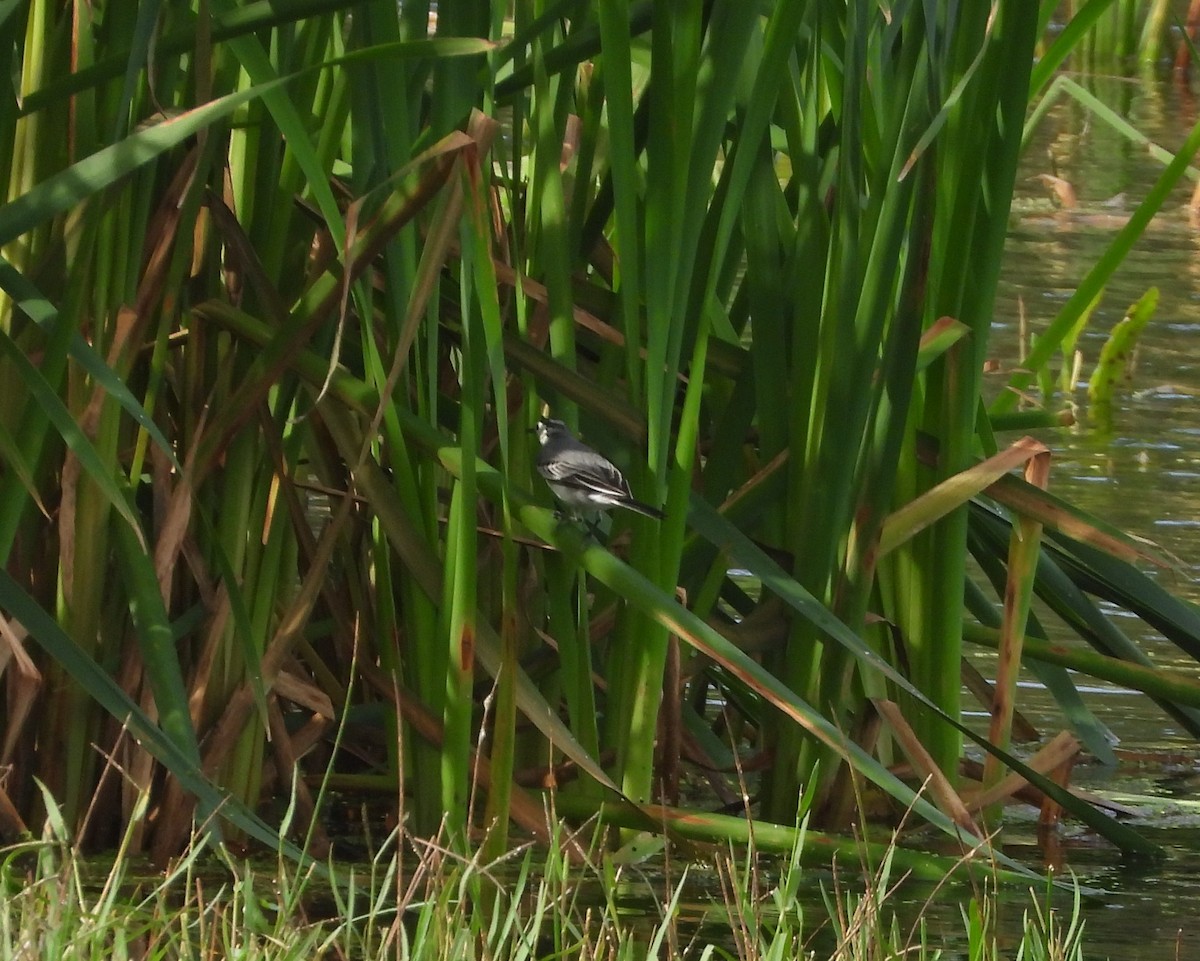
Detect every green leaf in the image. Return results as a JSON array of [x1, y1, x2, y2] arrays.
[[0, 328, 145, 546], [1087, 287, 1158, 407]]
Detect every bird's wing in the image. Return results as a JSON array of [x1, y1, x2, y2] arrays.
[[538, 457, 633, 499]]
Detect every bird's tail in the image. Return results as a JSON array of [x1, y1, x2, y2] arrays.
[[622, 498, 665, 520]]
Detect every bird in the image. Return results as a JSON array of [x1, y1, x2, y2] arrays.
[[532, 417, 665, 520]]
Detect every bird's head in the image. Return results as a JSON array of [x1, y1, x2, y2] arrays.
[[532, 417, 569, 445]]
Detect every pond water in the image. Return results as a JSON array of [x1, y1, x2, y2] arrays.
[[950, 72, 1200, 960]]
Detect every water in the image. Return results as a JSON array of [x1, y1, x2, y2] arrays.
[[945, 73, 1200, 960], [989, 76, 1200, 747]]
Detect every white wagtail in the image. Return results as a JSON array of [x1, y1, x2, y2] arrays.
[[532, 417, 665, 520]]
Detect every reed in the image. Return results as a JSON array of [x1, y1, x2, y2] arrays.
[[0, 0, 1193, 868]]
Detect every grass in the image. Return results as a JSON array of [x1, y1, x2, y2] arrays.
[[0, 791, 1093, 961]]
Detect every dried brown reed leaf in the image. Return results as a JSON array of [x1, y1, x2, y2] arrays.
[[0, 616, 41, 766], [873, 698, 982, 839]]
